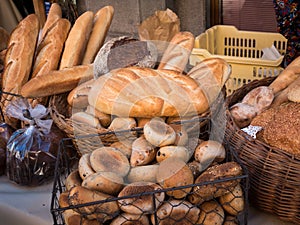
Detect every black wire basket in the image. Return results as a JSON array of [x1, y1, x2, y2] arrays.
[[50, 119, 249, 225]]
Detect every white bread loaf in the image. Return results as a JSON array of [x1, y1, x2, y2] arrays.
[[88, 65, 227, 118], [59, 11, 94, 69], [158, 31, 195, 73], [82, 6, 114, 64]]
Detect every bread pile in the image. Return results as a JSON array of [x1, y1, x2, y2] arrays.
[[230, 56, 300, 155], [59, 117, 245, 225]]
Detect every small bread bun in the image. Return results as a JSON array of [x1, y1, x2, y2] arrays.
[[169, 123, 189, 146], [67, 78, 95, 108], [194, 140, 226, 170], [130, 136, 156, 167], [90, 147, 130, 177], [156, 146, 190, 163], [151, 199, 200, 225], [229, 102, 257, 128], [108, 117, 137, 140], [85, 105, 112, 127], [82, 171, 124, 195], [117, 181, 165, 214], [197, 200, 225, 225], [156, 158, 194, 199], [78, 153, 96, 180], [65, 169, 82, 191], [110, 140, 133, 159], [71, 112, 101, 129], [110, 213, 150, 225], [126, 164, 159, 183], [143, 118, 176, 147]]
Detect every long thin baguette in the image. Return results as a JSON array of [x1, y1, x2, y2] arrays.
[[158, 31, 195, 73], [82, 6, 114, 65], [21, 64, 93, 98], [59, 11, 94, 69], [32, 18, 71, 78]]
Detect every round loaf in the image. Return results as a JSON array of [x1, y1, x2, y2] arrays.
[[143, 118, 176, 147], [78, 153, 95, 180], [219, 183, 244, 216], [82, 171, 124, 195], [117, 181, 165, 214], [90, 147, 130, 177], [156, 158, 194, 199], [151, 199, 200, 225]]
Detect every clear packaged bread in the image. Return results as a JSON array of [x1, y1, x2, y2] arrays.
[[5, 98, 63, 186]]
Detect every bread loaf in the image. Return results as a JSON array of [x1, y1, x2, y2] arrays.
[[158, 31, 195, 73], [59, 11, 94, 69], [82, 6, 114, 64], [88, 66, 223, 118], [21, 64, 93, 98], [1, 14, 39, 101], [32, 18, 71, 78]]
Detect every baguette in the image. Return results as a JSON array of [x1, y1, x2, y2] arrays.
[[32, 18, 71, 78], [158, 31, 195, 73], [82, 6, 114, 64], [40, 2, 62, 41], [89, 60, 229, 118], [59, 11, 94, 69], [21, 64, 93, 98], [1, 14, 39, 100]]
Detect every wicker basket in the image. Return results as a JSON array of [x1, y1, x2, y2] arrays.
[[49, 90, 224, 156], [224, 76, 300, 223]]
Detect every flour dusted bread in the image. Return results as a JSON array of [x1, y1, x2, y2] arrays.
[[88, 65, 228, 118]]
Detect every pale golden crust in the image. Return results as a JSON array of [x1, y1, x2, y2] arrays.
[[40, 3, 62, 40]]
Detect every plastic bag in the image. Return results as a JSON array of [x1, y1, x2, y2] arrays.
[[5, 98, 60, 186]]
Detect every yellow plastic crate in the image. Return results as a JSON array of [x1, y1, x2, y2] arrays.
[[189, 25, 287, 95]]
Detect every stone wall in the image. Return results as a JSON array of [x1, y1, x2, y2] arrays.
[[77, 0, 206, 39]]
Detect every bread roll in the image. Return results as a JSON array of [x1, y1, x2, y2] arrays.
[[59, 11, 94, 69], [1, 14, 39, 101], [189, 162, 242, 204], [65, 169, 82, 191], [110, 140, 133, 159], [198, 200, 225, 225], [82, 6, 114, 64], [68, 186, 119, 221], [88, 66, 216, 118], [86, 105, 112, 127], [288, 84, 300, 103], [21, 64, 93, 98], [126, 164, 159, 183], [151, 199, 200, 225], [117, 182, 165, 214], [219, 183, 244, 216], [67, 78, 95, 108], [143, 118, 176, 147], [110, 213, 150, 225], [156, 158, 194, 199], [108, 117, 137, 140], [78, 153, 95, 180], [158, 31, 195, 73], [156, 146, 190, 163], [70, 111, 101, 129], [130, 136, 156, 167], [89, 147, 130, 177], [194, 140, 226, 170], [82, 171, 124, 195], [169, 123, 189, 146], [229, 102, 257, 128]]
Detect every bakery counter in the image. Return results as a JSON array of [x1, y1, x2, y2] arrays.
[[0, 176, 296, 225]]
